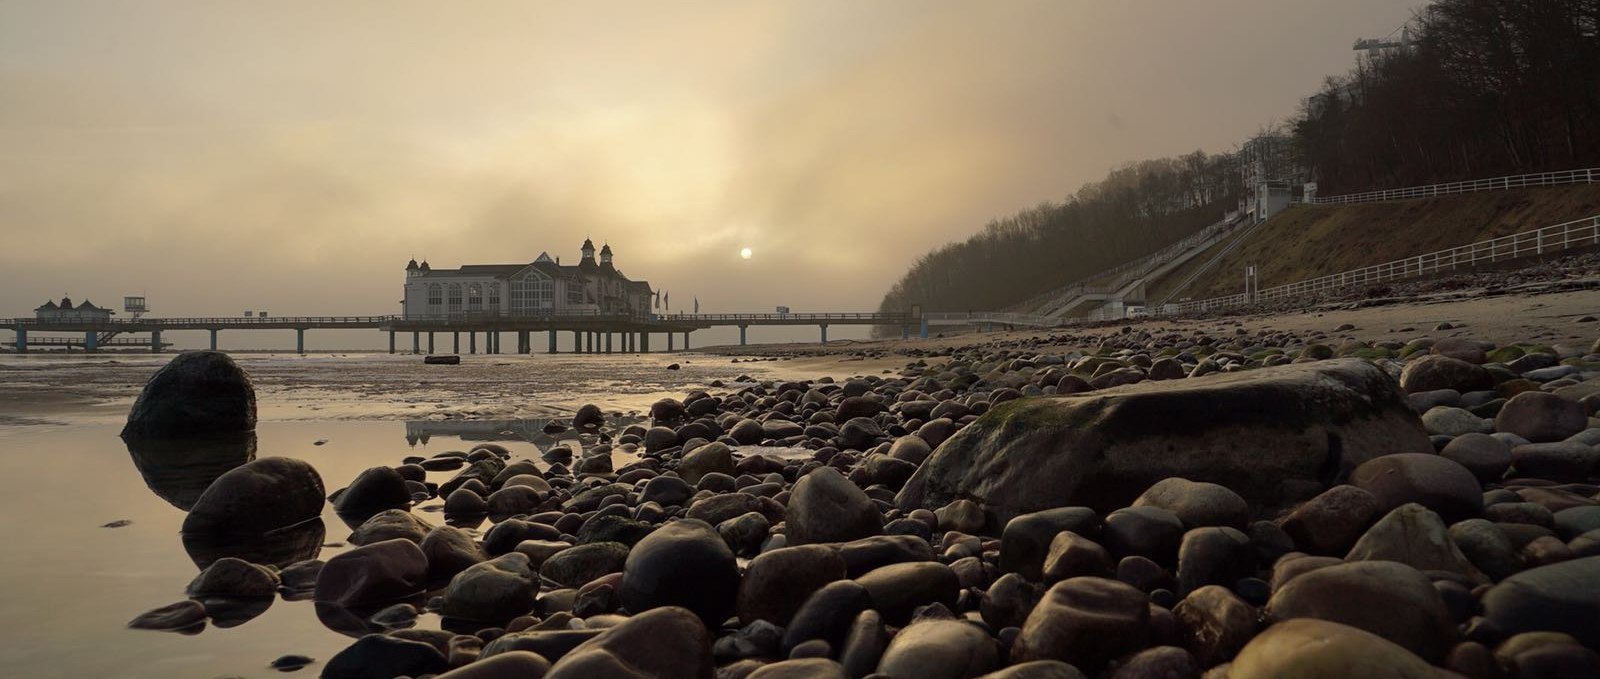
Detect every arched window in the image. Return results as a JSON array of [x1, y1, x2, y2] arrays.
[[487, 283, 501, 311], [447, 283, 463, 313], [427, 284, 442, 307], [509, 270, 553, 315], [467, 284, 483, 311]]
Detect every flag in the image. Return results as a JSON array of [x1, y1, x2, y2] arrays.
[[654, 291, 660, 309], [693, 297, 699, 314], [665, 291, 670, 311]]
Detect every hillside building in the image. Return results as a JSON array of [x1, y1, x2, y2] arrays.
[[401, 239, 655, 319]]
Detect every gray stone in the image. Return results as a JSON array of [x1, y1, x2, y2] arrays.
[[1265, 560, 1455, 662], [1011, 577, 1149, 673], [442, 553, 538, 623], [1227, 618, 1438, 679], [1346, 503, 1481, 579], [875, 619, 999, 679], [1000, 507, 1100, 581], [737, 545, 848, 626], [1481, 556, 1600, 648], [1279, 485, 1381, 556], [185, 557, 279, 598], [1349, 453, 1483, 522], [546, 606, 713, 679], [1440, 433, 1513, 483], [786, 467, 882, 545], [1496, 392, 1589, 442], [620, 519, 739, 627], [182, 457, 325, 535], [1422, 406, 1492, 436], [1132, 477, 1249, 529]]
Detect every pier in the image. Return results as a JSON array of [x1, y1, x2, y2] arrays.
[[3, 311, 933, 354]]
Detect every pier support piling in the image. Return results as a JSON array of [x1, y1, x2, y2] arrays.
[[668, 333, 674, 352], [605, 333, 613, 354], [413, 332, 421, 354], [548, 329, 558, 354], [151, 330, 161, 353], [295, 328, 305, 355], [641, 332, 650, 353], [901, 325, 909, 341], [389, 331, 395, 354], [14, 329, 25, 353], [453, 332, 460, 354], [428, 332, 435, 355], [739, 325, 747, 346], [920, 319, 929, 339], [209, 329, 219, 351], [820, 324, 828, 344], [469, 332, 477, 354], [683, 332, 690, 351], [85, 331, 97, 353]]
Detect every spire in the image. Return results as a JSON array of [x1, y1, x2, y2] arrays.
[[406, 258, 419, 271]]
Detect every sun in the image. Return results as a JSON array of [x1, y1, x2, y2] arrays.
[[739, 247, 753, 260]]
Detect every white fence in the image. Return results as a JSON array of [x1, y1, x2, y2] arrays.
[[923, 311, 1058, 328], [1163, 214, 1600, 315], [1308, 168, 1598, 206]]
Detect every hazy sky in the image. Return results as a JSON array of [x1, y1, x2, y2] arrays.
[[1, 0, 1423, 325]]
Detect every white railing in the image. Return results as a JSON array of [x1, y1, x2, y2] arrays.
[[1310, 168, 1599, 206], [1161, 214, 1600, 315]]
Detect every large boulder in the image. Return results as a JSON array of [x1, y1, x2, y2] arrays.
[[314, 538, 430, 608], [1399, 355, 1493, 394], [1495, 391, 1588, 443], [875, 619, 999, 679], [181, 457, 325, 535], [1010, 577, 1149, 672], [898, 359, 1429, 523], [1348, 453, 1483, 522], [441, 553, 538, 623], [121, 350, 256, 439]]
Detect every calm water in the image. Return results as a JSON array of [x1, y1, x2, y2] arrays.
[[0, 418, 604, 678]]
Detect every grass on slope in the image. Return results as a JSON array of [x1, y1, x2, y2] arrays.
[[1143, 223, 1259, 303], [1179, 183, 1600, 301]]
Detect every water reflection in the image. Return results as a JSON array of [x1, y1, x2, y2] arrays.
[[315, 597, 427, 639], [197, 596, 275, 628], [404, 417, 644, 449], [124, 434, 258, 510], [182, 519, 326, 570]]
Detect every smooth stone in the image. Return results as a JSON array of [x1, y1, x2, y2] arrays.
[[1349, 453, 1483, 522], [545, 606, 713, 679], [1510, 441, 1598, 482], [1000, 507, 1100, 581], [748, 658, 848, 679], [1103, 506, 1185, 566], [1265, 560, 1456, 662], [334, 466, 413, 517], [737, 544, 848, 626], [1400, 355, 1494, 394], [678, 442, 736, 485], [619, 519, 739, 627], [974, 660, 1087, 679], [432, 650, 551, 679], [348, 509, 433, 546], [1440, 433, 1513, 483], [442, 553, 538, 623], [314, 538, 429, 607], [781, 580, 872, 654], [1496, 392, 1589, 442], [322, 633, 449, 679], [1422, 406, 1492, 436], [1279, 484, 1381, 556], [1174, 527, 1253, 596], [1132, 477, 1249, 530], [127, 600, 207, 632], [1040, 531, 1112, 582], [1228, 618, 1438, 679], [185, 557, 280, 597], [1481, 555, 1600, 647], [1011, 577, 1150, 673], [786, 467, 882, 545], [1448, 519, 1524, 581], [875, 619, 999, 679], [935, 499, 987, 534], [1346, 503, 1482, 579], [182, 457, 325, 535], [855, 561, 960, 625], [1104, 646, 1199, 679]]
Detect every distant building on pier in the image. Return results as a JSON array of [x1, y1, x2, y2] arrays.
[[401, 239, 655, 318], [33, 296, 113, 321]]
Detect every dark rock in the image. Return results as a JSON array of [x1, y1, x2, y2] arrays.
[[620, 519, 739, 627], [1105, 646, 1199, 679], [1481, 555, 1600, 648], [182, 457, 325, 535], [1174, 527, 1253, 596], [348, 509, 433, 546], [1496, 392, 1589, 442], [1400, 355, 1494, 394], [1103, 506, 1185, 566], [678, 442, 735, 485], [420, 525, 485, 582], [1265, 560, 1455, 662], [1349, 453, 1483, 522], [127, 600, 207, 632], [314, 538, 429, 608], [121, 350, 256, 439], [333, 467, 412, 518], [855, 561, 960, 625], [1010, 576, 1149, 672], [1000, 507, 1100, 581], [875, 619, 999, 679], [1132, 477, 1249, 529], [737, 544, 848, 626], [442, 553, 538, 623], [1172, 585, 1256, 666], [540, 541, 628, 589], [1440, 433, 1513, 483], [1510, 441, 1598, 482], [1227, 618, 1437, 679], [1280, 484, 1381, 556], [786, 467, 882, 545], [1041, 531, 1112, 582], [546, 606, 713, 679], [899, 359, 1428, 524], [431, 651, 552, 679], [1346, 503, 1480, 578], [781, 580, 872, 654], [186, 556, 279, 597], [322, 633, 449, 679]]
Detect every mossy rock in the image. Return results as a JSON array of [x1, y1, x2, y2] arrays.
[[1352, 347, 1395, 360], [1301, 344, 1335, 360], [1399, 345, 1430, 359], [1485, 346, 1525, 364]]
